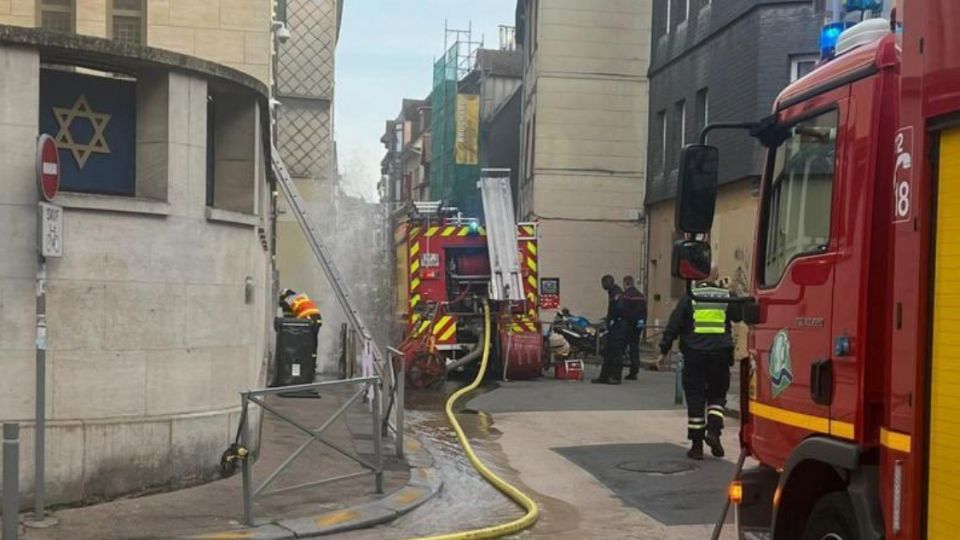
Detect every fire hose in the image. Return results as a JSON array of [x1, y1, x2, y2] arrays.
[[415, 301, 540, 540]]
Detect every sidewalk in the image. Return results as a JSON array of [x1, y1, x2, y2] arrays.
[[11, 382, 417, 540], [634, 344, 742, 417]]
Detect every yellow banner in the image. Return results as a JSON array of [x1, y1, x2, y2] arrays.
[[455, 94, 479, 165]]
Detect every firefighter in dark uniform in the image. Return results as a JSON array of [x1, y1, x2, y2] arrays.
[[658, 269, 735, 460], [621, 276, 647, 380], [592, 274, 626, 385]]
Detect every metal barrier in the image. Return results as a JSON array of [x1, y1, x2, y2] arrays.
[[239, 377, 383, 527], [339, 327, 405, 460]]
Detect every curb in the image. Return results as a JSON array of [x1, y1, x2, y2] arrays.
[[192, 437, 442, 539]]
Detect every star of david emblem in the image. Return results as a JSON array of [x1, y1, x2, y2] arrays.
[[52, 94, 111, 169]]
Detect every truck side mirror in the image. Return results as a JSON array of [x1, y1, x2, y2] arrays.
[[676, 144, 720, 234], [671, 240, 712, 281]]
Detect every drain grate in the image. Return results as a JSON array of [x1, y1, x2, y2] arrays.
[[616, 459, 699, 476]]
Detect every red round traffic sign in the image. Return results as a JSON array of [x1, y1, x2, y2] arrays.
[[37, 134, 60, 202]]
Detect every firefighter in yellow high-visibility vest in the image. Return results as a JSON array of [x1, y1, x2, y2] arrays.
[[658, 267, 736, 461], [279, 288, 322, 323]]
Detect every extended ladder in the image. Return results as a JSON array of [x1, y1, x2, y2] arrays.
[[478, 169, 524, 302], [270, 145, 383, 363]]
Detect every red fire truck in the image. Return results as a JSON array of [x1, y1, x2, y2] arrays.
[[671, 2, 960, 538], [396, 178, 543, 388]]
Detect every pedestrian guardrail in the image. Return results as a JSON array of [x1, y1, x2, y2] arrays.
[[339, 326, 405, 460], [238, 377, 384, 527]]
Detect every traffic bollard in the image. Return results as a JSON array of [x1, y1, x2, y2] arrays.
[[3, 423, 20, 540]]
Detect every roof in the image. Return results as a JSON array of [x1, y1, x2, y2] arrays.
[[401, 98, 427, 120], [475, 49, 523, 78]]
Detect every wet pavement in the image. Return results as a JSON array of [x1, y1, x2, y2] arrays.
[[342, 362, 741, 540], [338, 382, 523, 539]]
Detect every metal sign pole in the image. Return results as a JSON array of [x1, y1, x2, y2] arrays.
[[25, 255, 57, 528], [26, 135, 60, 529]]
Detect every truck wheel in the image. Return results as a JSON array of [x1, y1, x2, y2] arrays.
[[802, 492, 860, 540]]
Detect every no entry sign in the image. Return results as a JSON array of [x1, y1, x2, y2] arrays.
[[37, 134, 60, 202]]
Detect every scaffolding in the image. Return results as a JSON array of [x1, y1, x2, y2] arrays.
[[430, 21, 483, 218]]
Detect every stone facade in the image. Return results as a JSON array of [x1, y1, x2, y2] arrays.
[[0, 0, 272, 84], [516, 0, 652, 320], [0, 31, 273, 506]]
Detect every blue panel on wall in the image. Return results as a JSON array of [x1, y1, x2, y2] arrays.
[[39, 69, 137, 196]]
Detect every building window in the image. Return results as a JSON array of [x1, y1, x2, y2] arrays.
[[109, 0, 147, 45], [760, 109, 838, 286], [672, 99, 686, 168], [206, 95, 215, 206], [208, 91, 258, 214], [39, 68, 137, 196], [39, 0, 75, 33], [394, 122, 403, 153], [695, 88, 709, 140], [657, 110, 667, 172], [790, 54, 819, 82]]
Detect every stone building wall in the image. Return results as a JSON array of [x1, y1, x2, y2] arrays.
[[0, 30, 273, 505]]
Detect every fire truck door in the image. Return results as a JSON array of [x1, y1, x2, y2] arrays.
[[751, 97, 847, 466]]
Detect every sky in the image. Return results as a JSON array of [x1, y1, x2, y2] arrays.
[[334, 0, 518, 200]]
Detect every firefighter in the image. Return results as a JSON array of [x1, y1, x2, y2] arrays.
[[658, 266, 735, 460], [279, 288, 323, 322], [621, 275, 647, 381], [592, 274, 626, 385]]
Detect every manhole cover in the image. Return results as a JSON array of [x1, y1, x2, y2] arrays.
[[616, 459, 699, 476]]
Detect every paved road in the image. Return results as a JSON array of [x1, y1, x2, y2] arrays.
[[347, 364, 740, 539]]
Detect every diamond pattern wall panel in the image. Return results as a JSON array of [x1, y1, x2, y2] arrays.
[[276, 0, 336, 99], [276, 105, 332, 180]]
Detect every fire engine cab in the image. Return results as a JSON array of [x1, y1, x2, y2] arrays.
[[671, 2, 960, 538]]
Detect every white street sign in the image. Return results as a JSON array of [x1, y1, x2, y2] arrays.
[[38, 202, 63, 258]]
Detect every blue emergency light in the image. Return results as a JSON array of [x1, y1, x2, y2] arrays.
[[820, 22, 853, 59], [468, 220, 480, 234]]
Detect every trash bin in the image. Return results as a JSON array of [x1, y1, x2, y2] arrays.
[[272, 317, 320, 387]]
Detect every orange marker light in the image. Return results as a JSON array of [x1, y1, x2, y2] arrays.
[[729, 481, 743, 504]]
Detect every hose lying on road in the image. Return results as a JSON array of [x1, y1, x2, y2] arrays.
[[415, 301, 540, 540]]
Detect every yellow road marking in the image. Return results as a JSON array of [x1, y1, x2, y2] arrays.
[[314, 509, 360, 527]]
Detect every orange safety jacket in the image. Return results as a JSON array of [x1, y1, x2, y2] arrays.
[[289, 294, 321, 321]]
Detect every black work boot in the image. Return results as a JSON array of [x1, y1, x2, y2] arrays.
[[704, 433, 724, 458], [687, 440, 704, 460]]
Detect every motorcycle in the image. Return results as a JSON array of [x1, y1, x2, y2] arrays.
[[548, 308, 606, 359]]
